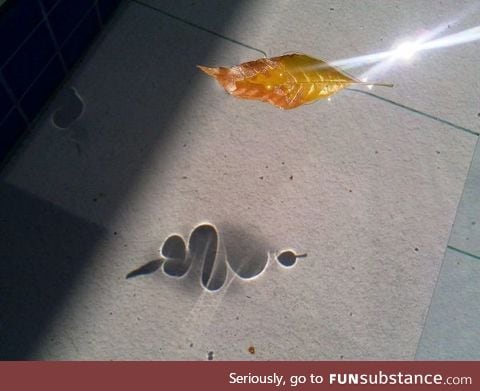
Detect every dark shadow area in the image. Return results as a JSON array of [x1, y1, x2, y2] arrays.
[[0, 182, 105, 359], [220, 223, 270, 279], [162, 234, 189, 277], [276, 250, 307, 268], [125, 259, 162, 279], [0, 0, 252, 357], [51, 87, 85, 129], [190, 224, 225, 291], [132, 0, 267, 58]]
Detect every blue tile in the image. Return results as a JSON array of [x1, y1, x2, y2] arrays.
[[20, 55, 64, 121], [98, 0, 122, 23], [416, 248, 480, 359], [61, 8, 100, 70], [40, 0, 59, 13], [0, 81, 13, 121], [449, 139, 480, 257], [0, 108, 27, 162], [48, 0, 95, 46], [2, 22, 56, 100], [0, 0, 43, 66]]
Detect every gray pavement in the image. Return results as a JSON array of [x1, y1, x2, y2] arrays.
[[1, 0, 479, 359]]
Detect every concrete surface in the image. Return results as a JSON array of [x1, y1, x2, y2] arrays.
[[416, 139, 480, 359], [1, 0, 479, 359], [449, 140, 480, 257], [416, 247, 480, 359]]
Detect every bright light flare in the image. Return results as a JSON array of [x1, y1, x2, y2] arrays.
[[330, 24, 480, 72], [392, 41, 420, 60], [421, 25, 480, 51], [361, 77, 374, 90]]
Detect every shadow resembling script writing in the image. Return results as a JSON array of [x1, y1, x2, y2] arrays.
[[126, 222, 293, 292]]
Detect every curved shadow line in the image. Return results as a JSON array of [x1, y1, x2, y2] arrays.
[[347, 88, 480, 137], [125, 226, 307, 286], [224, 252, 272, 282]]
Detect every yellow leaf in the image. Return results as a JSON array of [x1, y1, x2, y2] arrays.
[[198, 53, 393, 110]]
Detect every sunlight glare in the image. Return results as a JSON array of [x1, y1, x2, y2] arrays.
[[392, 41, 420, 60]]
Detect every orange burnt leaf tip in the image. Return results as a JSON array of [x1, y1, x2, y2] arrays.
[[198, 53, 393, 110]]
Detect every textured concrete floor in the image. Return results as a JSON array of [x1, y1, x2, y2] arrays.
[[1, 0, 479, 359]]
